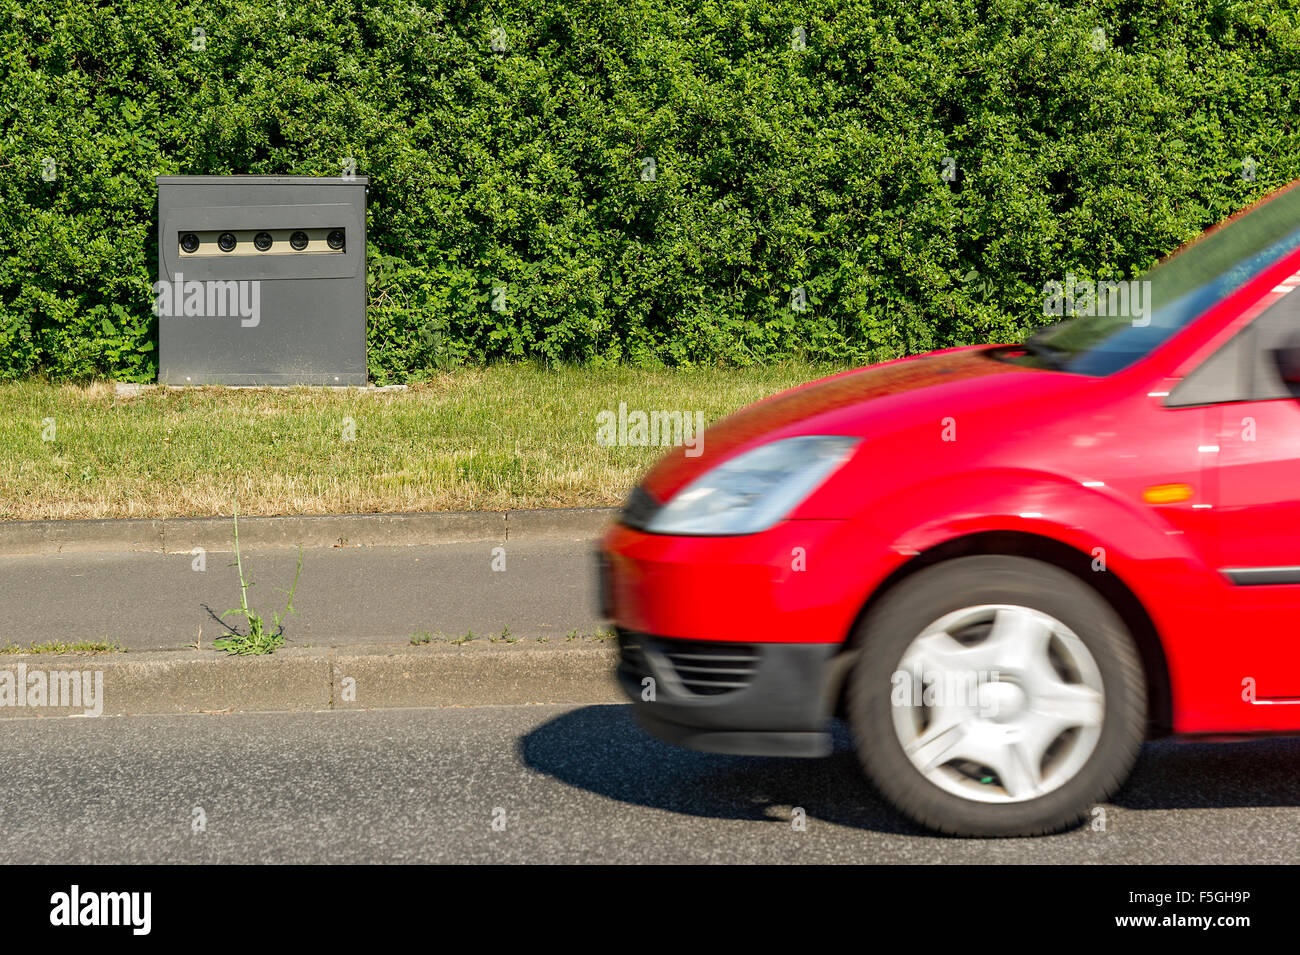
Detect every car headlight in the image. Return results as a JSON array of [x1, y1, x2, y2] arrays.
[[645, 435, 861, 535]]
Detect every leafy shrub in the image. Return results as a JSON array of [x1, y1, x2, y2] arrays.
[[1, 0, 1298, 381]]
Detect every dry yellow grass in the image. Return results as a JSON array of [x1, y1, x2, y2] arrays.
[[0, 362, 843, 520]]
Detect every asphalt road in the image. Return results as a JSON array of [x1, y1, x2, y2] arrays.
[[7, 540, 601, 650], [1, 705, 1296, 863]]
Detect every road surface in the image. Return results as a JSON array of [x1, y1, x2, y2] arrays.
[[1, 705, 1296, 864]]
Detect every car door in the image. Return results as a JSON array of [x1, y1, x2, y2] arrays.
[[1197, 287, 1300, 700]]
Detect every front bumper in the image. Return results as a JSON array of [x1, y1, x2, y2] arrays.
[[599, 518, 893, 644], [615, 630, 842, 757]]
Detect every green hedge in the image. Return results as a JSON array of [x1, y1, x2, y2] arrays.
[[2, 0, 1298, 382]]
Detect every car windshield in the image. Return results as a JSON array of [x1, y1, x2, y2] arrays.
[[1016, 182, 1300, 376]]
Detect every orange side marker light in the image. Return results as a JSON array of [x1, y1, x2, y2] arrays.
[[1142, 483, 1193, 505]]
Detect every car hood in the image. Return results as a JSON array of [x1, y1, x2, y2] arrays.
[[638, 345, 1072, 501]]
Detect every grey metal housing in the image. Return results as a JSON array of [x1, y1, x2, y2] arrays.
[[156, 175, 368, 385]]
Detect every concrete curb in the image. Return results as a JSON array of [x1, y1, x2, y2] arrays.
[[0, 507, 618, 556], [0, 642, 623, 718]]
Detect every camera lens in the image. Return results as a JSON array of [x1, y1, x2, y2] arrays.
[[253, 232, 273, 251], [217, 232, 237, 252], [289, 231, 309, 251], [326, 230, 345, 251], [180, 233, 200, 254]]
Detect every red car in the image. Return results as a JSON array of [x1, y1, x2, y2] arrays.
[[600, 179, 1300, 836]]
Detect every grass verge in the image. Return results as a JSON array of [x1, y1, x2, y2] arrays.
[[0, 362, 843, 520]]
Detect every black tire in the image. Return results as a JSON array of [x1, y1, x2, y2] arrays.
[[848, 555, 1146, 836]]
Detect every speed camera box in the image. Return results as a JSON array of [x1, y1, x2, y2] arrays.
[[155, 175, 368, 385]]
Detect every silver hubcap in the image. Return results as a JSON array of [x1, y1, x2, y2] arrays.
[[889, 604, 1105, 804]]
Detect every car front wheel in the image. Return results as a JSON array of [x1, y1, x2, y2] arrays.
[[848, 555, 1146, 836]]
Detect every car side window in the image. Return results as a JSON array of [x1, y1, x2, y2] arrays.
[[1167, 291, 1300, 407], [1241, 292, 1300, 400]]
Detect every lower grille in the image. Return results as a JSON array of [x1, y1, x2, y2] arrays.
[[617, 630, 649, 679], [619, 631, 760, 697], [659, 639, 760, 695]]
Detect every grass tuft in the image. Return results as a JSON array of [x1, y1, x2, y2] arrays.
[[0, 640, 123, 654], [212, 507, 303, 655]]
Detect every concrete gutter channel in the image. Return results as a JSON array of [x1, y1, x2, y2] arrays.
[[0, 508, 625, 719], [0, 643, 624, 720]]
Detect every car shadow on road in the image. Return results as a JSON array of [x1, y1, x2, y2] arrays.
[[1117, 734, 1300, 810], [520, 705, 1300, 835]]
